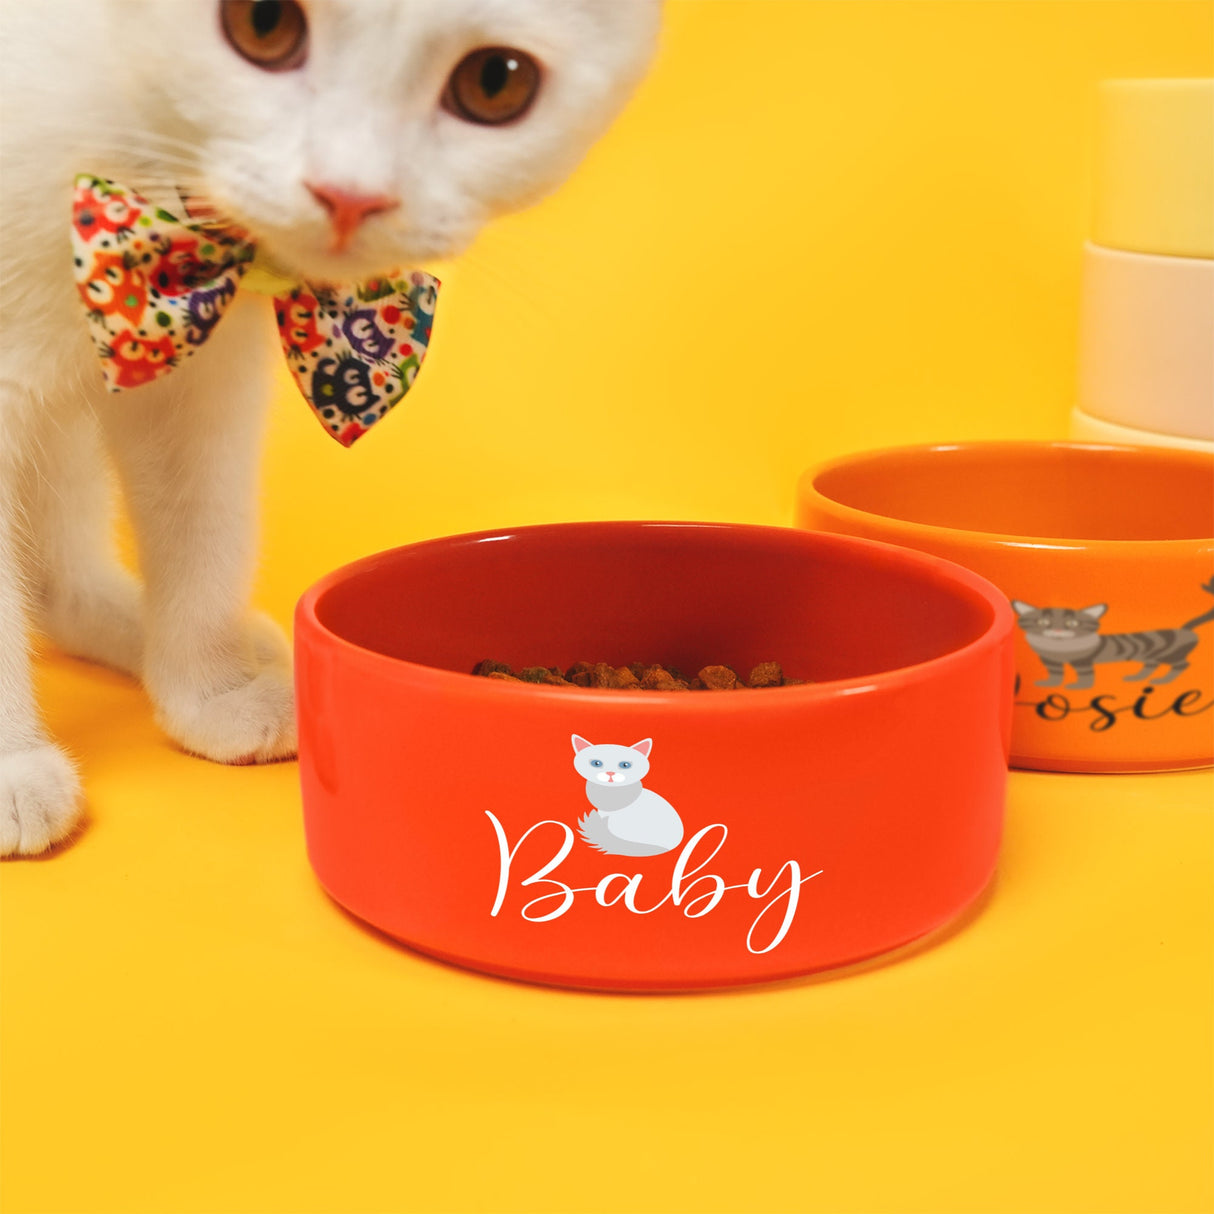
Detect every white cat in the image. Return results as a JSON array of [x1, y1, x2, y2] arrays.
[[571, 734, 684, 857], [0, 0, 660, 854]]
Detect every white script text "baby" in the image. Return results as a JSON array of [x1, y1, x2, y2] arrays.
[[486, 812, 824, 954]]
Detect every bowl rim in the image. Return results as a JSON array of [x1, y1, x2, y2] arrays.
[[294, 519, 1015, 708], [799, 440, 1214, 552]]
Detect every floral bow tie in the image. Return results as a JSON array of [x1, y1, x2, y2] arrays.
[[71, 175, 439, 447]]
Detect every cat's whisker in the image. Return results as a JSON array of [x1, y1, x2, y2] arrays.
[[455, 245, 558, 327], [102, 128, 208, 157], [460, 223, 595, 331], [102, 143, 199, 162], [92, 144, 201, 171]]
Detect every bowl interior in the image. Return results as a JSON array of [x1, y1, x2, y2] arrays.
[[311, 523, 997, 684], [812, 445, 1214, 541]]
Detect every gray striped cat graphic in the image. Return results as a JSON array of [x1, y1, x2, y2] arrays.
[[1012, 579, 1214, 690]]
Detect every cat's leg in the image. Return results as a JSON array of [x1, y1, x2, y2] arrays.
[[1065, 665, 1095, 690], [97, 295, 295, 764], [31, 407, 288, 682], [1034, 661, 1066, 687], [1148, 662, 1188, 685], [1122, 663, 1160, 683], [28, 408, 143, 677], [0, 399, 84, 855]]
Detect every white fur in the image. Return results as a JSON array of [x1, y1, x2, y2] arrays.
[[0, 0, 659, 854]]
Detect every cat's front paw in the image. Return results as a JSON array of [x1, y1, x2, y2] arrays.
[[156, 669, 297, 765], [0, 744, 85, 856]]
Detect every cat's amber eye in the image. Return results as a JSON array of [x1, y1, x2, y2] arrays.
[[220, 0, 308, 72], [442, 47, 542, 126]]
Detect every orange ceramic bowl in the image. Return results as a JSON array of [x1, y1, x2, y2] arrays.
[[295, 521, 1013, 991], [797, 442, 1214, 773]]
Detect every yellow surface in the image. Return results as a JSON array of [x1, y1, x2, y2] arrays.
[[1093, 78, 1214, 258], [3, 3, 1214, 1212]]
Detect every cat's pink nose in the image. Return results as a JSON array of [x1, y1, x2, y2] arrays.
[[305, 182, 399, 252]]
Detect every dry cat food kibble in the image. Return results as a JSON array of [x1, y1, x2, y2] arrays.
[[471, 659, 805, 690]]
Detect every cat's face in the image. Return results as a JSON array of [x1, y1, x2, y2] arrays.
[[571, 735, 651, 787], [105, 0, 660, 282], [1011, 601, 1107, 639]]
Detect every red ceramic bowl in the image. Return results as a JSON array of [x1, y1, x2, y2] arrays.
[[295, 522, 1014, 991]]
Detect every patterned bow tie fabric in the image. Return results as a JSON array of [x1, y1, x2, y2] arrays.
[[71, 175, 439, 446]]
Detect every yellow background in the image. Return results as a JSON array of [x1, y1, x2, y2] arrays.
[[3, 3, 1213, 1211]]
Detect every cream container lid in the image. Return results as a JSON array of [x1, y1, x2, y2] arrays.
[[1093, 78, 1213, 259], [1070, 405, 1214, 455]]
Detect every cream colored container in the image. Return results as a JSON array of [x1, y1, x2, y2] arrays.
[[1094, 79, 1213, 259], [1077, 243, 1214, 442], [1070, 407, 1214, 455]]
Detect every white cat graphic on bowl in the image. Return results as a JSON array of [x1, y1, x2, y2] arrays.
[[571, 735, 685, 857]]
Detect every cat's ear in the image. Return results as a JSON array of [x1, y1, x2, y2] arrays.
[[630, 738, 653, 757], [1010, 600, 1037, 616], [571, 734, 593, 753], [1080, 604, 1108, 620]]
